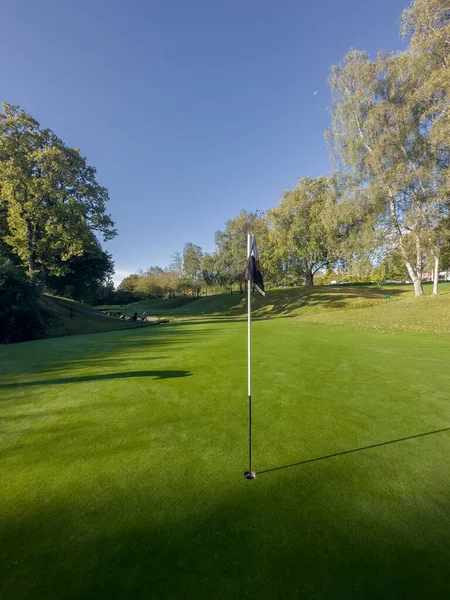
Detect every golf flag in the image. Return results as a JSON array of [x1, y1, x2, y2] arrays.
[[243, 236, 265, 297]]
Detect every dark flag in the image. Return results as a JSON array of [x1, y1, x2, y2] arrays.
[[243, 235, 265, 297]]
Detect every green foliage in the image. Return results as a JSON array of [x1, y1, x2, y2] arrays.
[[183, 243, 203, 296], [90, 281, 117, 305], [440, 223, 450, 271], [0, 260, 42, 342], [46, 241, 114, 302], [215, 210, 267, 292], [119, 266, 186, 301], [134, 266, 165, 298], [372, 248, 408, 281], [268, 177, 343, 286], [328, 0, 449, 295], [200, 253, 217, 294], [118, 274, 141, 298], [0, 103, 116, 277]]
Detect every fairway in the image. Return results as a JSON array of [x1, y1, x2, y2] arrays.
[[1, 318, 449, 599]]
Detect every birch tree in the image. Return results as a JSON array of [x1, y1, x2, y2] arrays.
[[329, 49, 446, 295], [329, 0, 449, 296], [401, 0, 450, 294]]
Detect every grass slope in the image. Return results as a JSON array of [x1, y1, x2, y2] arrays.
[[300, 288, 450, 334], [41, 295, 149, 338], [102, 282, 450, 334], [101, 284, 414, 317], [1, 315, 449, 598]]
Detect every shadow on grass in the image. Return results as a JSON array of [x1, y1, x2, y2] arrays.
[[258, 427, 450, 474], [1, 453, 449, 600], [109, 285, 410, 319], [0, 370, 192, 390], [0, 323, 212, 378], [208, 286, 407, 319]]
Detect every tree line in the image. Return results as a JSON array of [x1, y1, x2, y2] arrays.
[[121, 0, 449, 300]]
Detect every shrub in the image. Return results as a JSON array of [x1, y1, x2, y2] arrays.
[[0, 261, 43, 343]]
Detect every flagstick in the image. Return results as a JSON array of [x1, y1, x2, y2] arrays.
[[245, 233, 256, 480]]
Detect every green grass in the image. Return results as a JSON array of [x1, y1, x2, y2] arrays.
[[99, 295, 199, 315], [41, 295, 150, 338], [1, 305, 449, 598], [299, 288, 450, 334], [101, 282, 450, 320]]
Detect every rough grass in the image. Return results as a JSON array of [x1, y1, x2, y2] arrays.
[[299, 288, 450, 334], [1, 312, 449, 598]]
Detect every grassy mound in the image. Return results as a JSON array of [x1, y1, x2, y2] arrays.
[[40, 295, 150, 338], [100, 284, 411, 316], [299, 287, 450, 335], [100, 283, 450, 335]]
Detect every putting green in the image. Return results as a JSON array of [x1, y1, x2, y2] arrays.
[[1, 318, 449, 598]]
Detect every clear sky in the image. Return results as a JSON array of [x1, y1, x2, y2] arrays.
[[1, 0, 408, 286]]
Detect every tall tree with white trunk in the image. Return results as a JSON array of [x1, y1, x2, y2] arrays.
[[329, 0, 449, 296]]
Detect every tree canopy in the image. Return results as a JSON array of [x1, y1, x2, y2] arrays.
[[0, 103, 116, 278]]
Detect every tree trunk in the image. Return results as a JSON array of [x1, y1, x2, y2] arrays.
[[388, 192, 423, 296], [304, 271, 314, 287], [403, 259, 424, 297], [397, 254, 423, 297], [401, 254, 424, 297], [412, 277, 424, 297], [432, 255, 439, 296], [415, 237, 423, 282]]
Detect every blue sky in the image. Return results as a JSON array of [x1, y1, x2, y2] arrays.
[[1, 0, 408, 286]]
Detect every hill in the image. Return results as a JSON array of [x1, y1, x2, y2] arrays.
[[299, 288, 450, 335], [40, 295, 151, 338], [98, 282, 450, 334]]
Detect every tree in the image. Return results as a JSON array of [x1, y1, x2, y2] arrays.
[[329, 0, 449, 296], [401, 0, 450, 68], [46, 240, 114, 303], [134, 266, 165, 298], [401, 0, 450, 295], [267, 177, 342, 286], [92, 281, 116, 305], [161, 269, 181, 298], [0, 103, 116, 278], [0, 260, 42, 343], [183, 243, 203, 296], [215, 210, 267, 293], [169, 250, 184, 278], [0, 198, 17, 263], [440, 227, 450, 275], [200, 253, 217, 295], [372, 247, 408, 281], [118, 273, 140, 295]]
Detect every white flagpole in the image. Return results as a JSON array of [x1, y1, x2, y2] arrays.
[[245, 233, 256, 479]]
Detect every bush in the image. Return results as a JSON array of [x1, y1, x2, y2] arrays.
[[0, 261, 43, 343]]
